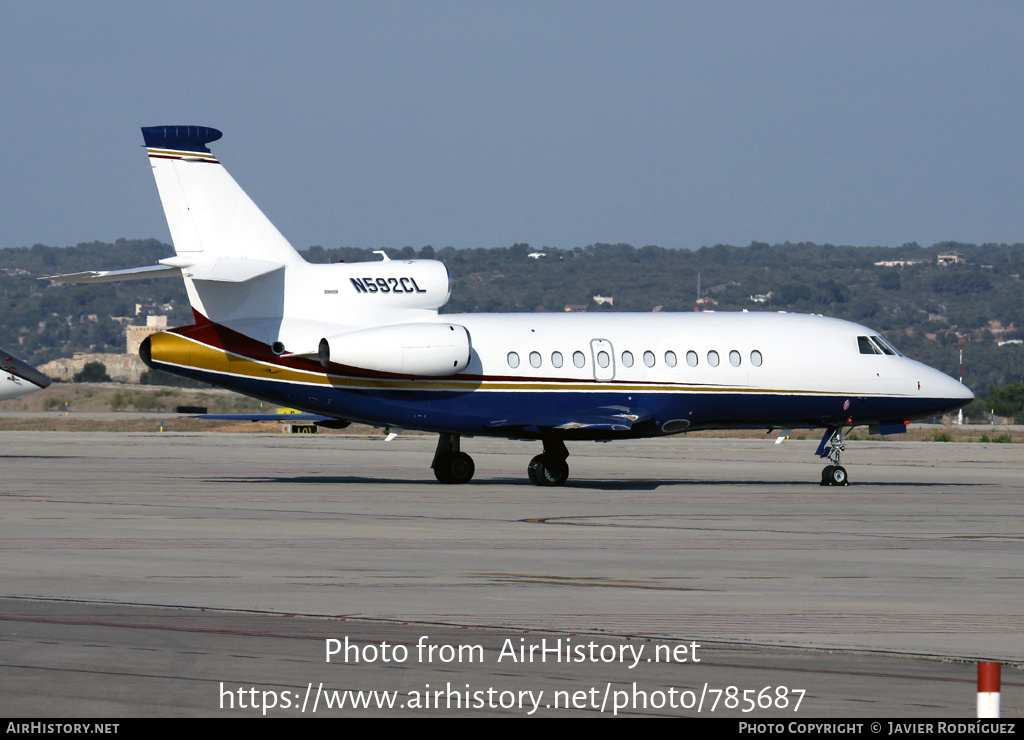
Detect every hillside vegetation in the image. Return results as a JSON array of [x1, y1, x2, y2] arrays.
[[4, 239, 1021, 398]]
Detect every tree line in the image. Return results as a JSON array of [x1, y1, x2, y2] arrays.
[[4, 238, 1022, 398]]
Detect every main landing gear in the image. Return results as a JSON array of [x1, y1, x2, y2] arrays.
[[818, 426, 850, 486], [432, 432, 475, 484], [431, 434, 572, 486], [527, 438, 569, 487]]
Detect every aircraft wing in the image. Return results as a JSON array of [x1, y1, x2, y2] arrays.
[[193, 413, 351, 429], [485, 405, 652, 434]]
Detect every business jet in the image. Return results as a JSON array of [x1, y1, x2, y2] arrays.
[[47, 125, 972, 486], [0, 348, 51, 401]]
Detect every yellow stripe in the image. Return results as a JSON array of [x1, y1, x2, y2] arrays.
[[146, 147, 218, 160]]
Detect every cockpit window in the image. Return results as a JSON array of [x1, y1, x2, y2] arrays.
[[858, 335, 903, 356], [872, 335, 901, 356], [858, 336, 880, 355]]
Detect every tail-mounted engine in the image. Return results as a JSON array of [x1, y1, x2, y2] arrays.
[[319, 322, 471, 377]]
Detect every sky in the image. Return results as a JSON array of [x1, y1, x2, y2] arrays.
[[3, 1, 1024, 252]]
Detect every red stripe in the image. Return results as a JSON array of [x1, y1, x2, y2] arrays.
[[170, 313, 409, 379], [147, 154, 219, 164], [978, 661, 1000, 693]]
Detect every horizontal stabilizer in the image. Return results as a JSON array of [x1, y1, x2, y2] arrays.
[[45, 257, 285, 285], [43, 265, 182, 284], [158, 256, 284, 282]]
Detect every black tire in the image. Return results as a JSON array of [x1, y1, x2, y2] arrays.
[[433, 451, 475, 484], [820, 465, 835, 486], [528, 454, 569, 487]]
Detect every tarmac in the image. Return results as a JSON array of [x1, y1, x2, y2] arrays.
[[1, 431, 1021, 717]]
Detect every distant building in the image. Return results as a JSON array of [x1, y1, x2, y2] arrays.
[[749, 292, 773, 304], [527, 252, 547, 259], [874, 260, 922, 267], [937, 253, 964, 266], [40, 315, 168, 383], [987, 320, 1012, 335], [39, 353, 149, 383], [126, 315, 168, 355], [564, 305, 587, 312], [592, 295, 614, 306]]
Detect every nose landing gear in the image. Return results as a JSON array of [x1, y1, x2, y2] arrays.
[[817, 426, 850, 486]]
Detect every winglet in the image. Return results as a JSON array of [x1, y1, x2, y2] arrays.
[[141, 125, 223, 153]]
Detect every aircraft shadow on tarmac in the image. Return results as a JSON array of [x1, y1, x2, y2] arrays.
[[203, 474, 981, 490]]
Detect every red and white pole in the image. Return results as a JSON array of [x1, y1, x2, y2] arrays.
[[977, 661, 1000, 718]]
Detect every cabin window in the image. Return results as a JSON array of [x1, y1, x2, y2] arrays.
[[573, 351, 586, 368], [597, 351, 610, 368], [707, 350, 720, 367], [643, 350, 655, 367], [622, 351, 634, 367], [686, 350, 698, 367], [750, 350, 763, 367], [507, 352, 520, 368], [529, 351, 542, 368], [665, 350, 677, 367], [551, 351, 563, 368], [729, 350, 741, 367]]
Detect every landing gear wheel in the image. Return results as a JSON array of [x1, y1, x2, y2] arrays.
[[820, 464, 848, 486], [527, 462, 539, 485], [817, 426, 852, 486], [528, 454, 568, 487], [433, 451, 475, 484]]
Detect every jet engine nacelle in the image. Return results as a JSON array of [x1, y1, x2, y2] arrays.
[[319, 323, 471, 376]]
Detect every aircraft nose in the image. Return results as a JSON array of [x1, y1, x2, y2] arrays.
[[930, 366, 973, 404]]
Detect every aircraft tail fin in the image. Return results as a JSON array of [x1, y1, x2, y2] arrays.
[[135, 125, 313, 324], [47, 127, 303, 292], [141, 125, 304, 277]]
